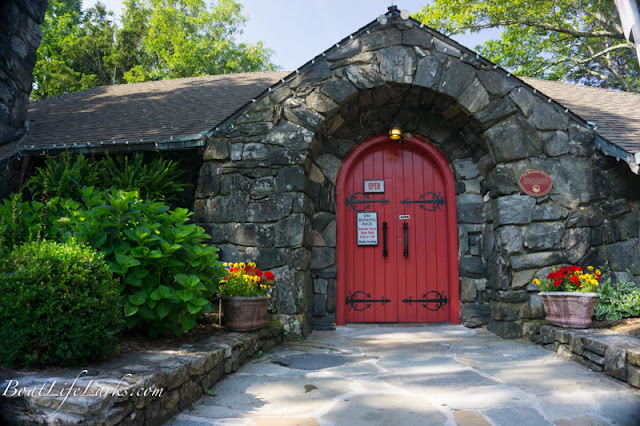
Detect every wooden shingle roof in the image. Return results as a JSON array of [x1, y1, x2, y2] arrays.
[[3, 71, 289, 162]]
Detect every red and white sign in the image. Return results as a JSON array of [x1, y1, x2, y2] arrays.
[[357, 212, 378, 245], [519, 170, 553, 197], [364, 180, 385, 193]]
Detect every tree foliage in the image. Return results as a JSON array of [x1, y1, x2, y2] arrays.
[[33, 0, 275, 100], [415, 0, 640, 92]]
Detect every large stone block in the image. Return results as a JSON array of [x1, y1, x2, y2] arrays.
[[497, 225, 523, 254], [493, 195, 536, 226], [198, 195, 247, 223], [453, 159, 480, 179], [456, 193, 484, 224], [565, 205, 604, 228], [511, 251, 564, 271], [604, 346, 628, 381], [477, 70, 516, 97], [484, 115, 542, 163], [246, 193, 295, 222], [542, 131, 570, 157], [473, 97, 518, 130], [458, 78, 490, 115], [402, 27, 433, 48], [251, 176, 276, 198], [283, 98, 324, 130], [315, 154, 342, 184], [438, 59, 476, 99], [377, 46, 416, 83], [523, 222, 564, 251], [562, 227, 590, 264], [203, 138, 230, 160], [290, 247, 310, 270], [276, 166, 306, 192], [196, 162, 222, 198], [264, 121, 313, 151], [413, 55, 442, 90], [246, 247, 288, 269], [459, 256, 486, 278], [508, 87, 535, 117], [529, 100, 568, 131], [311, 247, 336, 270], [532, 203, 570, 221], [224, 223, 274, 247], [275, 214, 307, 247], [485, 164, 519, 196], [320, 79, 359, 103]]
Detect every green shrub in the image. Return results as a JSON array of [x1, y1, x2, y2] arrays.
[[27, 152, 100, 202], [56, 187, 224, 336], [99, 152, 187, 204], [594, 277, 640, 321], [26, 151, 187, 204], [0, 241, 123, 368], [0, 193, 65, 256]]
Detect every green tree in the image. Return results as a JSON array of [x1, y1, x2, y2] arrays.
[[415, 0, 640, 92], [32, 0, 118, 100], [123, 0, 275, 82]]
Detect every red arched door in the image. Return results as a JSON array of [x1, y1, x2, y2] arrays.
[[336, 134, 459, 324]]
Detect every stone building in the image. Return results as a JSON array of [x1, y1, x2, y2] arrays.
[[3, 7, 640, 339]]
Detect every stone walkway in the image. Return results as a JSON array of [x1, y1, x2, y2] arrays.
[[168, 325, 640, 425]]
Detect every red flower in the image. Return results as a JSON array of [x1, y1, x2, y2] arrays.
[[255, 270, 263, 277], [569, 276, 579, 284], [264, 271, 275, 281], [554, 280, 562, 287]]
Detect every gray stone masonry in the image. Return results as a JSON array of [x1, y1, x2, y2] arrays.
[[0, 325, 283, 425], [195, 12, 640, 339], [523, 321, 640, 390]]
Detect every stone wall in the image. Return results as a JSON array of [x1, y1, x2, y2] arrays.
[[0, 0, 46, 142], [194, 10, 640, 338], [0, 325, 282, 425], [523, 322, 640, 390]]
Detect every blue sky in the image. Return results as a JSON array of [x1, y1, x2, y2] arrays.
[[90, 0, 501, 71]]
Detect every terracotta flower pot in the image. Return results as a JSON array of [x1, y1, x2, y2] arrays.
[[539, 292, 600, 329], [221, 296, 268, 332]]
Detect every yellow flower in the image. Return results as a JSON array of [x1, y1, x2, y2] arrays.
[[595, 269, 601, 276], [592, 280, 598, 285], [588, 266, 594, 271], [249, 262, 256, 268], [239, 262, 246, 269], [532, 279, 541, 286]]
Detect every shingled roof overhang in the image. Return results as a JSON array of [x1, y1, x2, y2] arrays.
[[5, 9, 640, 175]]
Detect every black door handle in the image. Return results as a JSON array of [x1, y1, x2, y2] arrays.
[[403, 222, 408, 257], [382, 222, 388, 257]]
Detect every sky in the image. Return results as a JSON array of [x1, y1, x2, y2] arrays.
[[88, 0, 501, 71]]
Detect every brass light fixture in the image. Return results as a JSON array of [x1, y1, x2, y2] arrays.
[[389, 120, 403, 142]]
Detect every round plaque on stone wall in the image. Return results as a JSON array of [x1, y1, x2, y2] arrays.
[[519, 170, 552, 197]]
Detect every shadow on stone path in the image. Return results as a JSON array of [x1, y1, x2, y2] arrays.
[[167, 324, 640, 425]]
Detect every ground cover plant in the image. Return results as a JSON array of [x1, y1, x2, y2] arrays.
[[0, 240, 123, 368], [594, 277, 640, 321]]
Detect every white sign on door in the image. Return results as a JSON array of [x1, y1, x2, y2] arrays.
[[364, 180, 385, 193], [357, 212, 378, 245]]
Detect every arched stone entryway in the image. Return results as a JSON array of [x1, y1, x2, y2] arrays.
[[194, 8, 640, 338]]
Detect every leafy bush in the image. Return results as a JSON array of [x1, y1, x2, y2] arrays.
[[99, 152, 187, 203], [26, 152, 187, 204], [56, 187, 224, 336], [0, 193, 64, 256], [593, 278, 640, 321], [0, 241, 123, 368], [27, 152, 100, 202]]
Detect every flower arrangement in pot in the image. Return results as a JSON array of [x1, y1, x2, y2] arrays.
[[218, 262, 275, 332], [533, 265, 601, 328]]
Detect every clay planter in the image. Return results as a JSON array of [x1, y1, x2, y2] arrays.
[[221, 296, 268, 332], [539, 292, 600, 329]]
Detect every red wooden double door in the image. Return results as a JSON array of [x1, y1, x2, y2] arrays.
[[336, 135, 459, 324]]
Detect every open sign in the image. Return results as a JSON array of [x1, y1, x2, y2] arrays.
[[364, 180, 384, 193]]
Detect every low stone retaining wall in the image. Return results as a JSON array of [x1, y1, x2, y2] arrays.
[[0, 325, 283, 425], [522, 321, 640, 390]]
